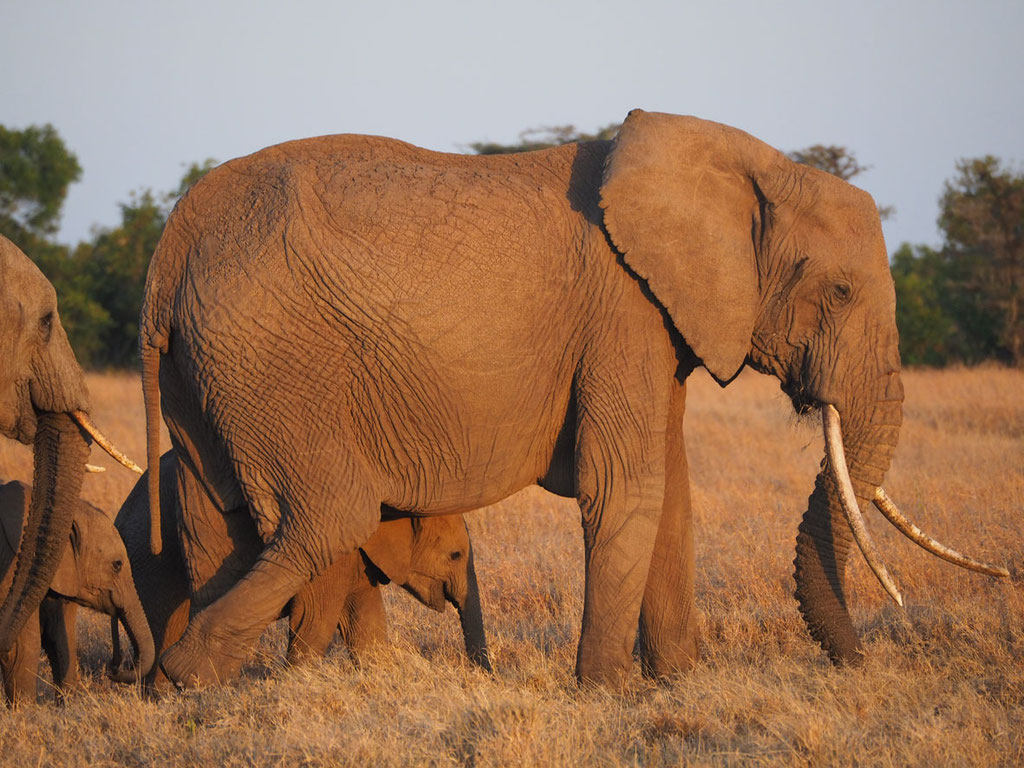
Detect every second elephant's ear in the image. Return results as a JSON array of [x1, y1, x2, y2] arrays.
[[360, 518, 413, 585], [49, 520, 81, 597], [600, 110, 783, 384]]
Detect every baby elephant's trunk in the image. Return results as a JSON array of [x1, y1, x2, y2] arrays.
[[108, 585, 155, 683]]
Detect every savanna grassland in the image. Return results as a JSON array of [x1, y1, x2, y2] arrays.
[[0, 366, 1020, 766]]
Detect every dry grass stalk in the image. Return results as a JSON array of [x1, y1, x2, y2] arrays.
[[0, 367, 1019, 766]]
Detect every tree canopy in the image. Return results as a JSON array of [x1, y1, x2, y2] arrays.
[[0, 123, 216, 369], [0, 124, 82, 243]]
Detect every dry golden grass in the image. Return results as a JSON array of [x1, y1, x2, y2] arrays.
[[0, 367, 1020, 766]]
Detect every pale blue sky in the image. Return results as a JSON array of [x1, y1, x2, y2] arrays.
[[4, 0, 1022, 252]]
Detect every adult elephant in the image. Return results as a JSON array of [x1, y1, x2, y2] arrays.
[[0, 236, 140, 659], [134, 110, 1004, 687]]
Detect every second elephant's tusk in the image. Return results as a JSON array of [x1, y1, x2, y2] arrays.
[[873, 488, 1009, 578], [822, 405, 904, 606], [85, 464, 106, 473], [71, 411, 144, 475]]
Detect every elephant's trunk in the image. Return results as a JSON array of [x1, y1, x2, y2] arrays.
[[454, 544, 491, 671], [108, 583, 155, 684], [0, 411, 89, 652], [793, 373, 903, 665]]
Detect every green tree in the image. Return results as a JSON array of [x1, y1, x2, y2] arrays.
[[468, 124, 620, 155], [0, 124, 82, 243], [73, 159, 218, 368], [73, 191, 166, 367], [938, 156, 1024, 366], [787, 144, 894, 220], [890, 243, 959, 366]]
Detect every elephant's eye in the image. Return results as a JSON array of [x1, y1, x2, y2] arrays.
[[450, 551, 463, 561], [39, 312, 53, 343], [831, 282, 852, 304], [112, 560, 123, 573]]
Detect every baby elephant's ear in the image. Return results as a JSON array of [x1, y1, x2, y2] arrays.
[[360, 519, 413, 585], [49, 521, 82, 597], [601, 110, 785, 384]]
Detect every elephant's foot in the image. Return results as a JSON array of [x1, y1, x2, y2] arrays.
[[574, 638, 634, 689], [638, 627, 700, 679]]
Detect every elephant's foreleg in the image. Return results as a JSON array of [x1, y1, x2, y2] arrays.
[[39, 598, 79, 696], [573, 382, 668, 687], [638, 379, 700, 677]]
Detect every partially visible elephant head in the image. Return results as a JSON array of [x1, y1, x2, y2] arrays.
[[0, 236, 144, 659], [0, 236, 92, 655], [362, 515, 490, 670], [602, 110, 1001, 663]]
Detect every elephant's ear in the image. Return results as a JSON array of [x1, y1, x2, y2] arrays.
[[600, 110, 782, 384], [49, 520, 81, 597], [359, 519, 413, 585]]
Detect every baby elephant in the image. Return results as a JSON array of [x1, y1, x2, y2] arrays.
[[0, 481, 154, 704], [113, 452, 490, 690]]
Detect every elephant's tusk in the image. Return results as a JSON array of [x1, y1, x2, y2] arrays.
[[71, 411, 144, 475], [822, 405, 904, 606], [873, 488, 1009, 578], [85, 464, 106, 473]]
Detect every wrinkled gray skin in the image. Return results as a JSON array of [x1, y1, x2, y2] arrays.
[[111, 451, 488, 691], [0, 481, 153, 704], [131, 110, 901, 687], [0, 237, 93, 660]]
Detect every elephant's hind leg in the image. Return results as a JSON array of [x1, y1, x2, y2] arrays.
[[162, 470, 382, 687], [638, 379, 700, 677]]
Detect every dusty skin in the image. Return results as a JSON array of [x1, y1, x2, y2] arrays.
[[0, 367, 1018, 765]]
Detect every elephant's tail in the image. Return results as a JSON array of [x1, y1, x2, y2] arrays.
[[141, 341, 163, 555]]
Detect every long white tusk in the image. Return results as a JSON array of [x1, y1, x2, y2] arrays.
[[822, 404, 904, 606], [873, 488, 1009, 578], [85, 464, 106, 473], [71, 411, 144, 475]]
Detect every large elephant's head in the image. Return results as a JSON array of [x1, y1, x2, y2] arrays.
[[0, 236, 141, 655], [599, 110, 1004, 664], [362, 515, 491, 671]]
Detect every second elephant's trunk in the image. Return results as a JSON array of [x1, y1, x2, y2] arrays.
[[455, 544, 491, 671], [793, 384, 903, 665], [0, 412, 89, 653]]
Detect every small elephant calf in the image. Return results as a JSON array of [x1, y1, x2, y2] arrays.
[[0, 481, 153, 705], [112, 452, 490, 690]]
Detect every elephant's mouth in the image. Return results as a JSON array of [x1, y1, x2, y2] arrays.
[[779, 362, 824, 417], [404, 575, 446, 613]]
